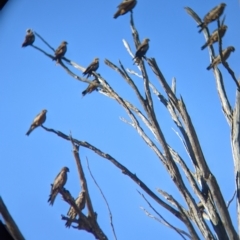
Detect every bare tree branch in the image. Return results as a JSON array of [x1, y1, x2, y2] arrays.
[[138, 191, 191, 240], [86, 157, 118, 240]]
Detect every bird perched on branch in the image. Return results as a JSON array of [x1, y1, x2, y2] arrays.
[[114, 0, 137, 19], [53, 41, 68, 63], [201, 25, 227, 50], [22, 29, 35, 47], [26, 109, 47, 136], [198, 3, 226, 33], [48, 167, 69, 205], [83, 58, 99, 78], [65, 191, 86, 228], [133, 38, 150, 64], [82, 79, 100, 97], [206, 46, 235, 70]]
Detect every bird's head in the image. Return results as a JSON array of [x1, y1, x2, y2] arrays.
[[63, 167, 70, 172], [144, 38, 150, 43], [62, 41, 68, 45], [229, 46, 235, 52], [221, 25, 228, 31], [94, 57, 99, 62], [42, 109, 47, 113], [220, 3, 226, 8], [26, 29, 32, 33]]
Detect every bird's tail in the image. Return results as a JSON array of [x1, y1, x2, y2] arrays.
[[48, 192, 57, 206], [26, 127, 33, 136], [206, 64, 212, 70], [113, 9, 121, 19], [197, 23, 205, 33], [65, 220, 72, 228], [201, 43, 208, 50], [82, 90, 87, 96]]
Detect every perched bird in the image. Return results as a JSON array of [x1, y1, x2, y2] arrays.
[[48, 167, 69, 205], [114, 0, 137, 19], [65, 191, 86, 228], [26, 109, 47, 136], [133, 38, 150, 64], [22, 29, 35, 47], [198, 3, 226, 33], [201, 25, 227, 50], [83, 58, 99, 78], [53, 41, 68, 63], [206, 46, 235, 70], [82, 79, 100, 97]]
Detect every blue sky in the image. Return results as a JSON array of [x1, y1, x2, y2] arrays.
[[1, 1, 240, 239]]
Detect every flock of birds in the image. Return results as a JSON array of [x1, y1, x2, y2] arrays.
[[22, 1, 234, 227]]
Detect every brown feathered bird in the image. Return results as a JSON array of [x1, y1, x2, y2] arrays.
[[26, 109, 47, 136], [83, 58, 99, 78], [114, 0, 137, 19], [22, 29, 35, 47], [133, 38, 150, 64], [206, 46, 235, 70], [201, 25, 227, 50], [198, 3, 226, 33], [48, 167, 69, 205], [65, 191, 86, 228], [53, 41, 68, 63], [82, 79, 100, 97]]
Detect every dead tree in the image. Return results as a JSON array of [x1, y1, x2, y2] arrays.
[[22, 6, 239, 240]]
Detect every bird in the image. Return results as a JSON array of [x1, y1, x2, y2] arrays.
[[114, 0, 137, 19], [48, 167, 69, 205], [53, 41, 68, 63], [65, 191, 86, 228], [22, 29, 35, 47], [82, 79, 100, 97], [133, 38, 150, 64], [26, 109, 47, 136], [198, 3, 226, 33], [83, 58, 99, 78], [201, 25, 227, 50], [206, 46, 235, 70]]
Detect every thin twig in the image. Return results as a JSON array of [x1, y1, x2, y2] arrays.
[[227, 191, 236, 208], [86, 157, 117, 240], [138, 191, 191, 240]]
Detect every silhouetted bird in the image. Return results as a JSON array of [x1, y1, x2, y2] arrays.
[[53, 41, 68, 63], [198, 3, 226, 33], [22, 29, 35, 47], [133, 38, 150, 64], [83, 58, 99, 78], [65, 191, 86, 227], [114, 0, 137, 19], [201, 25, 227, 50], [26, 109, 47, 136], [82, 79, 100, 97], [48, 167, 69, 205], [206, 46, 235, 70]]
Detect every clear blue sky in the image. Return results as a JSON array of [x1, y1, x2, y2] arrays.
[[1, 1, 240, 239]]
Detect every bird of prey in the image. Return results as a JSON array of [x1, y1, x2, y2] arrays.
[[53, 41, 68, 63], [83, 58, 99, 78], [201, 25, 227, 50], [22, 29, 35, 47], [48, 167, 69, 205], [65, 191, 86, 228], [133, 38, 150, 64], [198, 3, 226, 33], [26, 109, 47, 136], [114, 0, 137, 19], [206, 46, 235, 70], [82, 79, 100, 97]]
